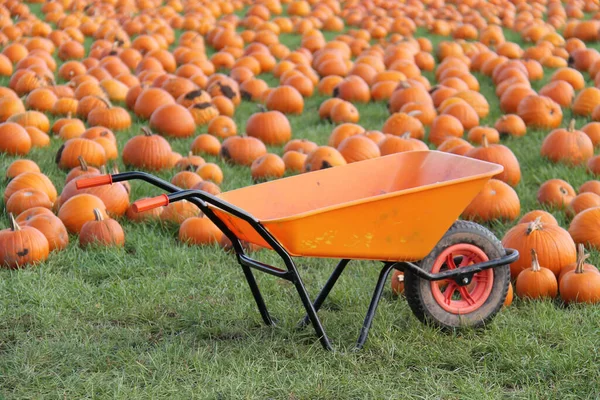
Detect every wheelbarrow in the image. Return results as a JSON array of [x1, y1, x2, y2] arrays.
[[77, 150, 518, 351]]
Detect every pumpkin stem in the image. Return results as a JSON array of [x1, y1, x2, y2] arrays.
[[530, 248, 541, 272], [481, 134, 489, 148], [8, 213, 20, 231], [575, 243, 590, 274], [67, 111, 72, 119], [257, 104, 267, 113], [526, 216, 543, 235], [406, 110, 423, 118], [568, 119, 575, 132], [94, 95, 112, 109], [141, 126, 153, 136], [92, 208, 104, 222], [100, 165, 107, 174], [78, 155, 89, 171], [401, 132, 412, 139]]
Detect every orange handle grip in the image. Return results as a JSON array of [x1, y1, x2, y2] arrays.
[[76, 174, 113, 189], [132, 194, 169, 213]]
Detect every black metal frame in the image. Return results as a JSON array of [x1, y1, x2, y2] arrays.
[[102, 172, 518, 351]]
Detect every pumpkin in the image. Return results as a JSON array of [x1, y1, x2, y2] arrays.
[[515, 249, 558, 299], [569, 206, 600, 250], [175, 152, 205, 171], [572, 87, 600, 116], [304, 146, 347, 172], [284, 139, 318, 154], [160, 200, 200, 224], [494, 114, 527, 137], [133, 87, 175, 120], [15, 208, 55, 225], [0, 121, 31, 155], [150, 103, 196, 137], [87, 97, 132, 131], [428, 114, 463, 146], [22, 213, 68, 252], [382, 111, 424, 139], [26, 127, 50, 148], [517, 95, 563, 129], [504, 282, 513, 308], [465, 135, 521, 186], [559, 244, 600, 282], [58, 194, 109, 234], [191, 181, 221, 196], [6, 189, 53, 216], [580, 181, 600, 196], [282, 151, 307, 173], [440, 101, 479, 130], [191, 136, 220, 161], [265, 85, 304, 114], [390, 270, 404, 295], [188, 102, 219, 126], [220, 136, 267, 166], [333, 75, 371, 103], [466, 127, 500, 145], [4, 172, 57, 203], [540, 120, 593, 165], [0, 214, 49, 269], [519, 210, 558, 225], [60, 174, 129, 217], [502, 217, 577, 278], [337, 135, 381, 163], [196, 163, 223, 185], [537, 179, 576, 208], [122, 127, 173, 171], [56, 138, 107, 170], [207, 116, 237, 139], [462, 179, 520, 222], [6, 159, 40, 180], [379, 133, 428, 155], [79, 209, 125, 248], [538, 80, 575, 108], [251, 153, 285, 182], [560, 244, 600, 304], [568, 193, 600, 217], [330, 101, 360, 124], [171, 171, 203, 189], [179, 216, 223, 245], [245, 107, 291, 145]]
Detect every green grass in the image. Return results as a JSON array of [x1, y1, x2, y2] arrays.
[[2, 3, 600, 400]]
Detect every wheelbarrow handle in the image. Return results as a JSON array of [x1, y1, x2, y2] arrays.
[[132, 194, 170, 212], [75, 174, 113, 189]]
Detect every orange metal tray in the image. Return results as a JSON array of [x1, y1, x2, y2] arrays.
[[212, 151, 503, 262]]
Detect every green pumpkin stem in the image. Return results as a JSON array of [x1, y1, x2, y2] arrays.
[[481, 134, 489, 148], [9, 213, 20, 231], [141, 126, 153, 136], [526, 216, 543, 235], [575, 243, 590, 274], [78, 156, 89, 171], [530, 248, 541, 272], [93, 208, 104, 222]]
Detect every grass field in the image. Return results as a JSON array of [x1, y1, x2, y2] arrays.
[[2, 3, 600, 399]]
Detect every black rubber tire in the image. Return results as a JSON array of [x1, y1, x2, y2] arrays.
[[404, 220, 510, 330]]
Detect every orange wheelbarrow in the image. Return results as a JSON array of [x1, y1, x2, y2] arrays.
[[77, 151, 518, 351]]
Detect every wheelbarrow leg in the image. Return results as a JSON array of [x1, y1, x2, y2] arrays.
[[240, 264, 275, 326], [289, 267, 334, 351], [355, 263, 396, 350], [298, 259, 350, 328]]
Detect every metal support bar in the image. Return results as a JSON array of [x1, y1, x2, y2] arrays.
[[355, 263, 396, 350], [298, 259, 351, 328], [238, 254, 293, 280]]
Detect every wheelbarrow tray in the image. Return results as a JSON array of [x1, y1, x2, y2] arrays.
[[213, 151, 503, 261]]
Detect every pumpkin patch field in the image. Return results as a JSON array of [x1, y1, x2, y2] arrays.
[[3, 0, 600, 397]]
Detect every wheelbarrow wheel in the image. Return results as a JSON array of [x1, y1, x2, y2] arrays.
[[404, 220, 510, 330]]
